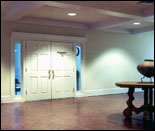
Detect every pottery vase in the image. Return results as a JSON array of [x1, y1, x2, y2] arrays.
[[137, 59, 154, 78]]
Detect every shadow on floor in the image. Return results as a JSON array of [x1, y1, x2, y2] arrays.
[[108, 112, 154, 130]]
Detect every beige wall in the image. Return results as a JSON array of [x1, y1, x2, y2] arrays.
[[85, 31, 154, 91], [1, 21, 154, 96]]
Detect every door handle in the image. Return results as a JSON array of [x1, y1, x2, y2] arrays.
[[52, 70, 55, 80], [48, 70, 51, 79]]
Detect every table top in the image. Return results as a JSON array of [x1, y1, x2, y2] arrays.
[[115, 81, 154, 88]]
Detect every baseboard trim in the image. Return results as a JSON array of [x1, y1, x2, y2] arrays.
[[1, 88, 144, 103], [1, 96, 12, 103], [75, 92, 84, 98], [84, 88, 143, 97], [1, 96, 25, 103]]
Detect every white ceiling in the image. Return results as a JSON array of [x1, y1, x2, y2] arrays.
[[27, 6, 112, 24], [1, 1, 154, 34]]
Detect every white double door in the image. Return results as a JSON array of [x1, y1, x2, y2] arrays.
[[25, 40, 75, 101]]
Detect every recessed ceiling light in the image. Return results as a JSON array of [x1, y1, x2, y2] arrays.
[[68, 13, 77, 16], [133, 22, 141, 25]]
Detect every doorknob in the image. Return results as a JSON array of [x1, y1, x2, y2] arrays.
[[48, 70, 51, 79], [52, 70, 55, 80]]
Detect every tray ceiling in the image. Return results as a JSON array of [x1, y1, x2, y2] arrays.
[[1, 1, 154, 34]]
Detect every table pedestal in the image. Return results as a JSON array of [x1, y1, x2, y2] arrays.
[[123, 87, 154, 120]]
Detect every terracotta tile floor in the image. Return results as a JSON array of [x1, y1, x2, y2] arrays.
[[1, 92, 154, 130]]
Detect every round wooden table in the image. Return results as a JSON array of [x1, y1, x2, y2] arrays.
[[115, 81, 154, 120]]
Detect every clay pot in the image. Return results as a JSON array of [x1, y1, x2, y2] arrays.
[[137, 59, 154, 78]]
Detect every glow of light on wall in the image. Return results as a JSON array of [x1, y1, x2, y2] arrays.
[[90, 48, 135, 69], [86, 48, 140, 90]]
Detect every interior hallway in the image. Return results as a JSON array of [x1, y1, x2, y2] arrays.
[[1, 92, 154, 130]]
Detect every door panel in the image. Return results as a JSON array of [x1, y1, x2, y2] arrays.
[[25, 41, 75, 101], [51, 42, 74, 99], [25, 40, 51, 101], [30, 76, 38, 94], [41, 77, 48, 93]]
